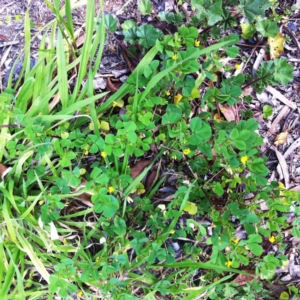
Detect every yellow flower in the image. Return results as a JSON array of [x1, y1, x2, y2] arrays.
[[233, 238, 239, 244], [174, 93, 183, 104], [241, 156, 248, 164], [225, 260, 233, 267], [170, 229, 175, 234], [108, 186, 114, 193], [112, 101, 118, 107], [183, 148, 191, 155], [165, 90, 171, 96], [235, 64, 242, 70], [269, 236, 275, 243], [172, 54, 178, 60], [195, 40, 200, 47], [77, 291, 83, 297], [84, 150, 89, 155], [101, 151, 107, 158]]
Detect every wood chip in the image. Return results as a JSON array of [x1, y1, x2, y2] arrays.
[[266, 86, 297, 110], [272, 146, 290, 189], [268, 105, 290, 136]]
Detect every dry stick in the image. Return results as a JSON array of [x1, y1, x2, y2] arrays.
[[283, 137, 300, 158], [267, 106, 291, 136], [241, 38, 264, 73], [266, 86, 297, 110], [252, 48, 266, 77], [283, 26, 300, 57], [272, 146, 290, 189]]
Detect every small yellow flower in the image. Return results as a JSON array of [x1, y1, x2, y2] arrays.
[[225, 260, 233, 268], [233, 237, 239, 244], [183, 148, 191, 155], [84, 150, 89, 155], [108, 186, 114, 193], [101, 151, 107, 158], [77, 291, 83, 297], [170, 229, 175, 234], [195, 40, 200, 47], [112, 101, 118, 107], [241, 156, 248, 164], [235, 64, 242, 70], [165, 90, 171, 96], [269, 236, 275, 243], [172, 54, 178, 60], [174, 93, 183, 104]]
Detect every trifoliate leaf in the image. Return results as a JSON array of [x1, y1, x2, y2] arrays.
[[183, 201, 198, 215], [256, 19, 279, 37], [238, 0, 270, 23], [274, 131, 288, 146], [268, 33, 285, 59], [241, 23, 256, 39]]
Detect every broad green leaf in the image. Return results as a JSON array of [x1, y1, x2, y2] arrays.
[[183, 201, 198, 215], [238, 0, 270, 23], [226, 46, 239, 58], [138, 0, 152, 15], [274, 58, 294, 85], [241, 23, 256, 39], [105, 14, 117, 32], [256, 19, 279, 37], [247, 243, 263, 256]]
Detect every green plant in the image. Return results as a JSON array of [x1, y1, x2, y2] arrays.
[[0, 0, 299, 299]]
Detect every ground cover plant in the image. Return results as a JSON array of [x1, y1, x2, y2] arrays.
[[0, 0, 300, 299]]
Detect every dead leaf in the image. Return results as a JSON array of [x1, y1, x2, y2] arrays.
[[219, 104, 237, 122], [76, 34, 86, 47], [145, 169, 157, 190], [268, 33, 285, 59], [274, 131, 288, 146], [130, 160, 152, 179], [233, 270, 256, 286], [0, 163, 11, 179], [242, 85, 253, 97], [106, 77, 118, 92]]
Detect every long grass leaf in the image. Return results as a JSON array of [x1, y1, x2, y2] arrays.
[[57, 29, 69, 109], [71, 0, 95, 103], [16, 231, 50, 283]]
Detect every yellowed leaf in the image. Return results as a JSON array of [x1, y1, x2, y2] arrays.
[[274, 131, 288, 146], [268, 33, 285, 59], [183, 201, 198, 215], [100, 121, 110, 131]]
